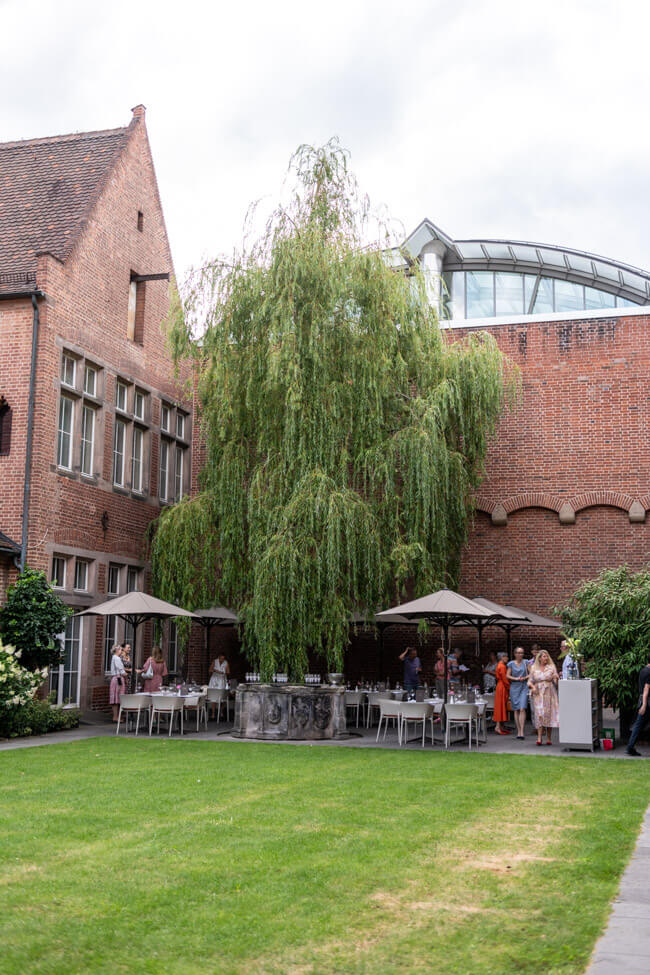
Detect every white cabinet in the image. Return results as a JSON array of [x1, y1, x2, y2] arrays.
[[559, 678, 601, 751]]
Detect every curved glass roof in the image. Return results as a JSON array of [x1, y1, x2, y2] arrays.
[[401, 219, 650, 312]]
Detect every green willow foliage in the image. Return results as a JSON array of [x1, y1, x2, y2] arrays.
[[556, 564, 650, 711], [152, 142, 518, 678]]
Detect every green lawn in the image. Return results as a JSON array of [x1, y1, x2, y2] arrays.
[[0, 740, 648, 975]]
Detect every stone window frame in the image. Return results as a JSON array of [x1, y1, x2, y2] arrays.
[[56, 349, 104, 481], [112, 378, 151, 500], [159, 401, 191, 504]]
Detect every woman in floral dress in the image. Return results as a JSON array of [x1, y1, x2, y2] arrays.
[[527, 650, 559, 745]]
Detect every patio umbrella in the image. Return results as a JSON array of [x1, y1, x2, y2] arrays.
[[498, 604, 563, 657], [77, 592, 194, 692], [349, 611, 416, 680], [464, 597, 530, 659], [192, 606, 239, 673], [377, 590, 493, 702]]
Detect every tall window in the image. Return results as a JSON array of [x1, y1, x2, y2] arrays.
[[80, 405, 95, 477], [0, 397, 12, 456], [176, 412, 185, 439], [104, 564, 121, 672], [127, 566, 139, 592], [57, 395, 74, 470], [161, 404, 170, 432], [134, 390, 145, 421], [113, 419, 126, 486], [131, 427, 144, 493], [175, 445, 184, 501], [50, 616, 81, 707], [159, 440, 169, 501], [51, 556, 66, 589]]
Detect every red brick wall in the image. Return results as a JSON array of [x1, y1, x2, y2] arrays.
[[457, 312, 650, 623], [0, 113, 191, 709]]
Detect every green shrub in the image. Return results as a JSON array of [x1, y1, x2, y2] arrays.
[[0, 568, 72, 671], [0, 698, 80, 739]]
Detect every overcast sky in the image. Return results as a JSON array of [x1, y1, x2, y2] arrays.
[[2, 0, 650, 281]]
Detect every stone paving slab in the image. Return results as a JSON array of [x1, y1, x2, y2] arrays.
[[586, 805, 650, 974]]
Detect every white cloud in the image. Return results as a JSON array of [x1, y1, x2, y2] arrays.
[[2, 0, 650, 277]]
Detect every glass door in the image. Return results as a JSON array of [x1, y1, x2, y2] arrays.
[[50, 615, 82, 707]]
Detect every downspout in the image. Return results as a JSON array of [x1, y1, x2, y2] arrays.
[[19, 292, 44, 572]]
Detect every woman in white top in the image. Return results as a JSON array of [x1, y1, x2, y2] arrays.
[[109, 644, 127, 722], [208, 654, 230, 689]]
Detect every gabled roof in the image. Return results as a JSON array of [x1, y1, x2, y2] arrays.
[[0, 529, 20, 555], [0, 120, 134, 292]]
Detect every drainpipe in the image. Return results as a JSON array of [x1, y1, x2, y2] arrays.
[[19, 292, 45, 572]]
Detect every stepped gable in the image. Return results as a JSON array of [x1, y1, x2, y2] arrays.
[[0, 123, 131, 292]]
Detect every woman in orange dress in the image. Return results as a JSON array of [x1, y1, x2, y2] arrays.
[[493, 651, 511, 735]]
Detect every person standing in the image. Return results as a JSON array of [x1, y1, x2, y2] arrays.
[[528, 650, 559, 745], [626, 655, 650, 756], [109, 644, 127, 722], [141, 645, 168, 693], [560, 639, 577, 679], [507, 646, 529, 740], [208, 653, 230, 688], [493, 652, 511, 735], [399, 646, 422, 695], [434, 648, 446, 698], [483, 651, 498, 693]]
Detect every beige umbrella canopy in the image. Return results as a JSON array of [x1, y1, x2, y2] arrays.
[[192, 606, 239, 668], [77, 592, 194, 692]]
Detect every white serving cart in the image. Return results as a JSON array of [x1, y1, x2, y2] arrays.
[[559, 678, 601, 751]]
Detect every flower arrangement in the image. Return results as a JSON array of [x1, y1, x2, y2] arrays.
[[0, 639, 46, 709]]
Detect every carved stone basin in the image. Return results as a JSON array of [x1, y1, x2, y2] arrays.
[[233, 684, 347, 740]]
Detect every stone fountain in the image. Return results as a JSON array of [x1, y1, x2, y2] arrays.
[[233, 682, 347, 740]]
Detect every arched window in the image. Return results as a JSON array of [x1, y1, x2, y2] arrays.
[[0, 397, 12, 455]]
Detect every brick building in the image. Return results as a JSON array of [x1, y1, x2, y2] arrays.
[[0, 106, 191, 711]]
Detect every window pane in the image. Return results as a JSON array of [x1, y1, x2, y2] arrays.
[[161, 405, 170, 431], [57, 396, 74, 469], [616, 295, 637, 308], [116, 382, 127, 412], [132, 427, 143, 493], [83, 365, 96, 396], [134, 391, 145, 420], [62, 616, 81, 705], [450, 272, 465, 320], [74, 560, 88, 591], [113, 420, 125, 485], [585, 287, 615, 310], [466, 271, 494, 318], [494, 273, 524, 316], [127, 567, 139, 592], [52, 557, 66, 588], [524, 275, 537, 313], [532, 278, 554, 314], [175, 446, 184, 500], [61, 354, 75, 386], [159, 440, 169, 500], [108, 565, 120, 594], [176, 413, 185, 439], [80, 405, 95, 476], [104, 616, 117, 672], [554, 280, 584, 313]]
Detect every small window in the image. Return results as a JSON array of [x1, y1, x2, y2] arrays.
[[83, 365, 97, 397], [161, 404, 170, 432], [61, 354, 76, 388], [127, 566, 139, 592], [80, 404, 95, 477], [131, 426, 144, 493], [108, 564, 120, 595], [176, 412, 185, 439], [57, 395, 74, 470], [0, 398, 12, 456], [116, 381, 128, 413], [134, 390, 145, 420], [113, 419, 126, 486], [159, 439, 169, 501], [137, 211, 144, 232], [51, 557, 66, 589], [74, 560, 89, 592]]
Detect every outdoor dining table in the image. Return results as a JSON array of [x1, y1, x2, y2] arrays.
[[423, 698, 487, 744]]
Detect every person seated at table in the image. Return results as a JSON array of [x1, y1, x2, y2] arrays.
[[493, 651, 511, 735], [483, 651, 498, 692], [141, 645, 168, 693], [398, 646, 422, 695]]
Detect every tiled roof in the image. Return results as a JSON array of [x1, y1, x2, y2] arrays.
[[0, 125, 131, 292], [0, 529, 20, 555]]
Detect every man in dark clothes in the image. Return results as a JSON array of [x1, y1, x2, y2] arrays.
[[399, 646, 422, 694], [626, 655, 650, 756]]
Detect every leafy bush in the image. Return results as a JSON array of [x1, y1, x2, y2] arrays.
[[555, 564, 650, 712], [0, 696, 80, 739], [0, 568, 72, 671]]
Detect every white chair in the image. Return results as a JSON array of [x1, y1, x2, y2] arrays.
[[365, 691, 383, 727], [399, 701, 431, 748], [344, 691, 364, 728], [444, 703, 479, 750], [183, 694, 208, 732], [427, 699, 445, 743], [207, 687, 230, 722], [115, 694, 151, 736], [376, 697, 402, 743], [149, 695, 184, 737], [482, 692, 495, 725], [474, 701, 487, 743]]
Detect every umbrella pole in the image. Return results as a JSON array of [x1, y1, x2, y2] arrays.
[[443, 621, 449, 704], [506, 627, 512, 659], [378, 625, 384, 684], [130, 620, 140, 694]]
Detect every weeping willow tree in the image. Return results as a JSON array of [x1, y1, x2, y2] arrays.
[[152, 141, 518, 678]]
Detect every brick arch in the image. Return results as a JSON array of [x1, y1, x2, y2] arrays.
[[476, 493, 562, 515], [570, 491, 635, 514]]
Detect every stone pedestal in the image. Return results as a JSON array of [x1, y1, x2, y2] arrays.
[[233, 684, 347, 740]]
